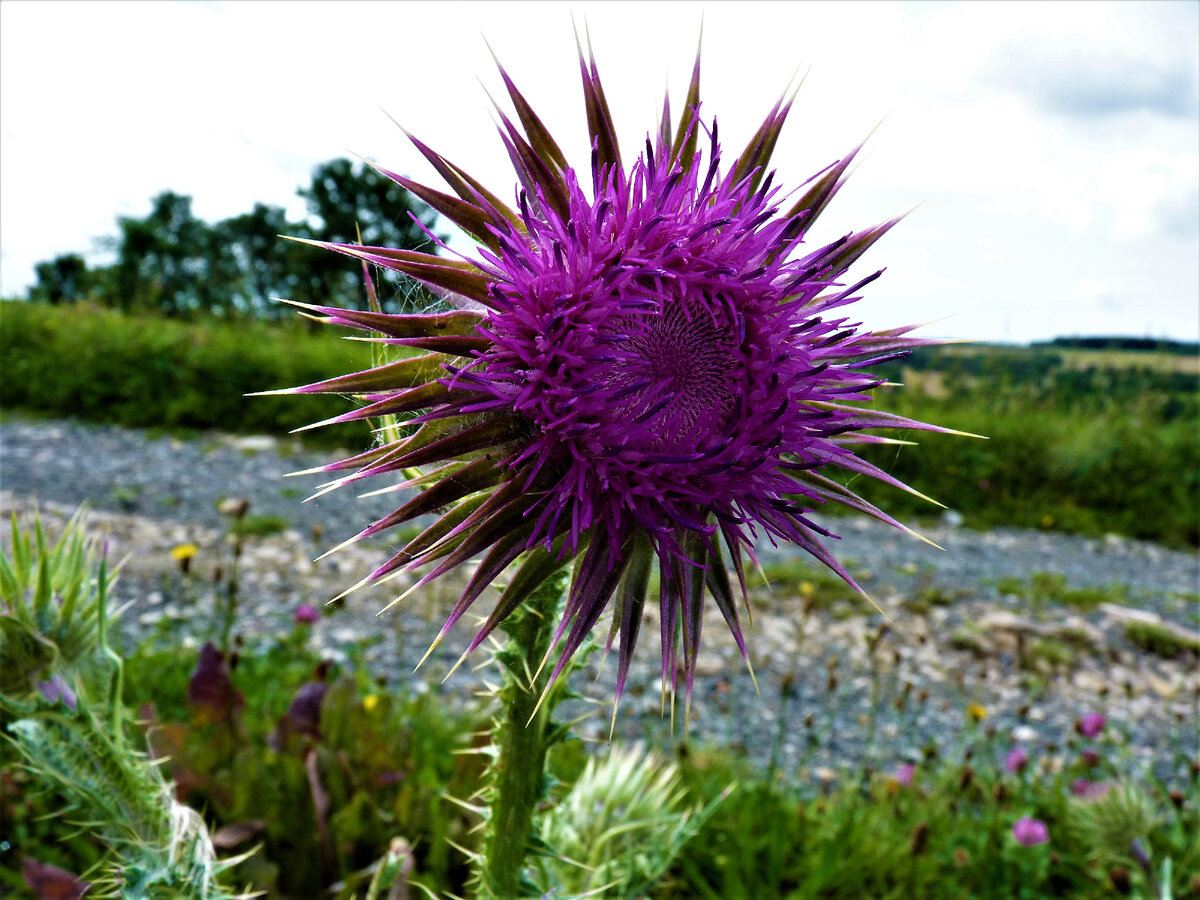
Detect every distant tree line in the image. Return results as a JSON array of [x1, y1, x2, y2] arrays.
[[1037, 336, 1200, 356], [25, 159, 443, 318]]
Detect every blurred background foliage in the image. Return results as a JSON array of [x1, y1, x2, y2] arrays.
[[23, 158, 441, 318], [852, 343, 1199, 548]]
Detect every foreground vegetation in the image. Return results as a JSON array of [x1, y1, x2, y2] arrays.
[[3, 513, 1197, 899], [3, 300, 1197, 547]]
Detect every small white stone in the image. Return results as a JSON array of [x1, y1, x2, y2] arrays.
[[1011, 725, 1039, 743]]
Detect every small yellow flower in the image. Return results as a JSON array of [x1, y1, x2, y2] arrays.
[[170, 543, 199, 573], [1040, 515, 1055, 528], [966, 703, 988, 723], [800, 581, 814, 597], [362, 694, 379, 713]]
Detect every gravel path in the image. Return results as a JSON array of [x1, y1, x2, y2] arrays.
[[2, 416, 1197, 783]]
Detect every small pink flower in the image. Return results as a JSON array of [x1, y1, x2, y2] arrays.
[[293, 604, 320, 626], [1005, 747, 1029, 774], [1012, 817, 1049, 846], [895, 763, 916, 787], [1071, 779, 1110, 800], [1076, 713, 1106, 739], [37, 674, 78, 712]]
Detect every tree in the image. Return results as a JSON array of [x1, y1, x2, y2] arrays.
[[212, 204, 297, 318], [29, 254, 91, 304], [111, 191, 214, 316], [294, 159, 444, 312], [22, 158, 446, 318]]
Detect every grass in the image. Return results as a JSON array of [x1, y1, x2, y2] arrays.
[[995, 573, 1131, 612], [0, 299, 376, 450], [854, 345, 1199, 548], [227, 513, 290, 538], [903, 585, 971, 615], [1124, 621, 1200, 659], [8, 621, 1197, 899]]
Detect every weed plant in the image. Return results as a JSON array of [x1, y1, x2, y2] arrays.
[[9, 619, 1195, 898]]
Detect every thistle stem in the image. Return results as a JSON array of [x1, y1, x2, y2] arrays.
[[483, 568, 567, 898]]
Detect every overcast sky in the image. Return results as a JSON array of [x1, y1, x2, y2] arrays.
[[2, 0, 1197, 343]]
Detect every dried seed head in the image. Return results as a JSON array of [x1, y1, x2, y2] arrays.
[[909, 821, 930, 857]]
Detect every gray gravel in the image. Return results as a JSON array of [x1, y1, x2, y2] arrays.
[[3, 415, 1197, 785], [4, 416, 1195, 598]]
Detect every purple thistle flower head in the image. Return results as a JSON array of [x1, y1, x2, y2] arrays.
[[1012, 817, 1049, 847], [269, 36, 959, 717], [37, 674, 78, 712], [293, 603, 320, 626], [1071, 778, 1111, 800], [1076, 712, 1106, 739], [1005, 746, 1030, 774]]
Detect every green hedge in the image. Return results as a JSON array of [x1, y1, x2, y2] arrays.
[[851, 354, 1200, 547], [853, 404, 1199, 547], [0, 300, 373, 448]]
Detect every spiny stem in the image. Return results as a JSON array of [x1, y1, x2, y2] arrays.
[[482, 567, 568, 898], [95, 550, 126, 750]]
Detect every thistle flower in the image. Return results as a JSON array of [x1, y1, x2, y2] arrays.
[[1076, 712, 1106, 739], [271, 38, 956, 716], [1071, 778, 1111, 800], [1012, 817, 1050, 847], [293, 603, 320, 626], [1005, 746, 1030, 774]]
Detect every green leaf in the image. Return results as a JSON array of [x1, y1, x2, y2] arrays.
[[261, 351, 444, 396]]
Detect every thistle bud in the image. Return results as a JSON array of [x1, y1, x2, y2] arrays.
[[909, 821, 930, 857]]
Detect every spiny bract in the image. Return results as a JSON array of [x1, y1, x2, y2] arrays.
[[270, 39, 955, 718]]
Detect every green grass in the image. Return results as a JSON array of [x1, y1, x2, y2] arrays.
[[227, 513, 290, 538], [748, 557, 870, 617], [1124, 621, 1200, 659], [994, 573, 1131, 612], [662, 737, 1199, 900], [8, 624, 1197, 899], [0, 300, 376, 449], [848, 346, 1200, 548]]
